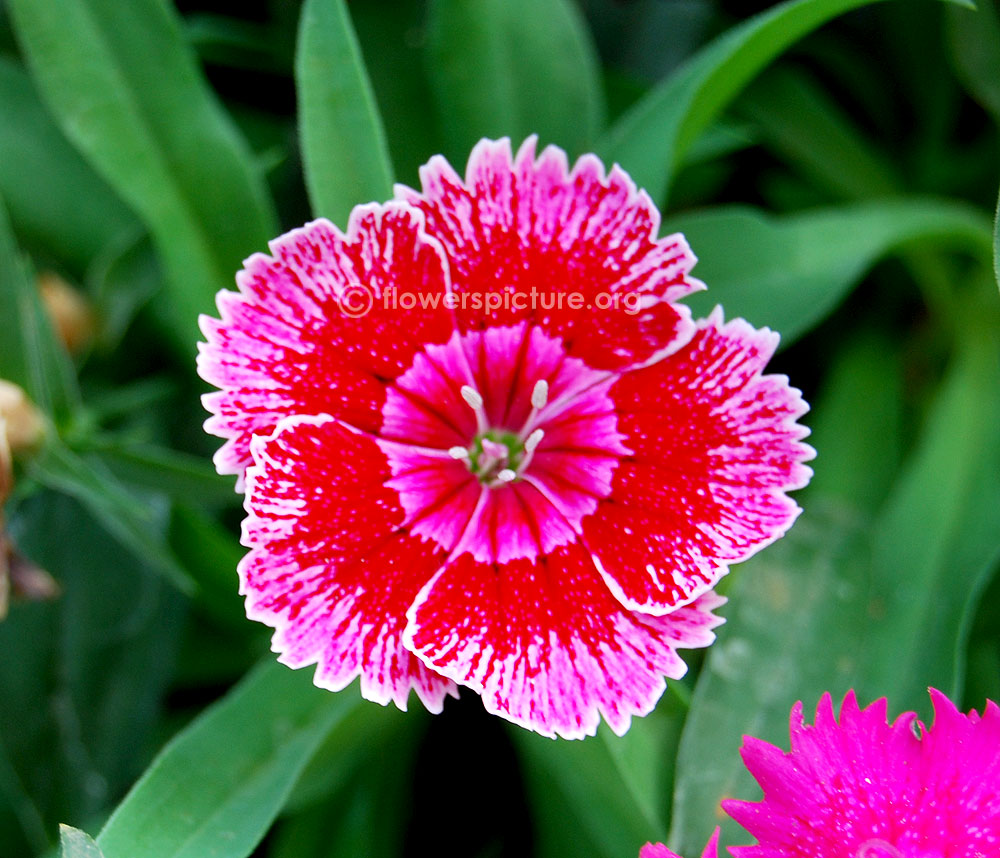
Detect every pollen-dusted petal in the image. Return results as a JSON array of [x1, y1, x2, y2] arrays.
[[198, 202, 453, 487], [405, 537, 725, 739], [584, 309, 814, 614], [640, 829, 720, 858], [722, 689, 1000, 858], [241, 414, 456, 712], [396, 137, 702, 371]]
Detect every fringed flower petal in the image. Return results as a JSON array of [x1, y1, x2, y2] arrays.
[[396, 137, 703, 371], [405, 537, 725, 739], [198, 203, 453, 487], [241, 414, 457, 711], [722, 689, 1000, 857], [585, 310, 814, 613]]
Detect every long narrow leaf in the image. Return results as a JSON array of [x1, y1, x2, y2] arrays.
[[61, 825, 105, 858], [668, 198, 991, 345], [596, 0, 972, 205], [97, 662, 360, 858], [28, 441, 195, 594], [296, 0, 394, 225], [0, 194, 78, 417], [426, 0, 605, 161], [0, 58, 138, 274], [8, 0, 277, 345]]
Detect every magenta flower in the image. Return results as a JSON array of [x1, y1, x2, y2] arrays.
[[641, 829, 720, 858], [198, 138, 813, 738], [653, 689, 1000, 857]]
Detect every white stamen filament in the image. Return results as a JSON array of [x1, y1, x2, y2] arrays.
[[460, 384, 483, 409]]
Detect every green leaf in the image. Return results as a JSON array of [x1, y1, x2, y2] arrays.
[[666, 198, 991, 344], [426, 0, 606, 162], [60, 825, 105, 858], [994, 184, 1000, 291], [0, 57, 137, 274], [271, 715, 421, 858], [2, 491, 186, 857], [860, 322, 1000, 711], [512, 701, 685, 858], [671, 505, 871, 853], [85, 441, 238, 511], [596, 0, 971, 206], [97, 661, 361, 858], [803, 331, 904, 513], [349, 0, 442, 183], [0, 193, 78, 417], [296, 0, 394, 226], [736, 66, 899, 200], [947, 0, 1000, 123], [8, 0, 277, 346], [27, 441, 195, 594]]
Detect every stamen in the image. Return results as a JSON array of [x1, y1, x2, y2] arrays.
[[448, 446, 470, 459], [521, 379, 551, 441], [495, 468, 516, 483], [524, 428, 544, 454], [460, 385, 484, 410], [531, 379, 549, 409], [517, 428, 545, 476], [460, 384, 488, 433]]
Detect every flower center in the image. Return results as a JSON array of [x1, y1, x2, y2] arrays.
[[448, 382, 547, 486]]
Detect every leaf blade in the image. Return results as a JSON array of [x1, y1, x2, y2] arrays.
[[425, 0, 605, 161], [8, 0, 277, 345], [296, 0, 394, 225], [97, 661, 360, 858], [596, 0, 971, 205]]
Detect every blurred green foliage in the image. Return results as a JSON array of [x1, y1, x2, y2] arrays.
[[0, 1, 997, 857]]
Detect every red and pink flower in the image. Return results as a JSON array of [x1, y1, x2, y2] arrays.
[[198, 138, 813, 738], [650, 689, 1000, 857]]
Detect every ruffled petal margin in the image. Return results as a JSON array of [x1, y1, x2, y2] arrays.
[[585, 309, 814, 614], [241, 414, 457, 712], [397, 137, 703, 371], [198, 203, 454, 488], [404, 538, 725, 740]]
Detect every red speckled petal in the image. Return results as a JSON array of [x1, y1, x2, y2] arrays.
[[241, 414, 457, 711], [397, 137, 702, 371], [405, 532, 725, 739], [584, 309, 814, 614], [198, 203, 454, 487]]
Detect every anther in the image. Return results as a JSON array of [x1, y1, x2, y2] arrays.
[[531, 379, 549, 410], [460, 384, 488, 433], [461, 385, 484, 410], [448, 446, 470, 460], [524, 428, 544, 454]]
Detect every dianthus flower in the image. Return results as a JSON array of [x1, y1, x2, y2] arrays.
[[645, 689, 1000, 857], [198, 137, 813, 738]]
